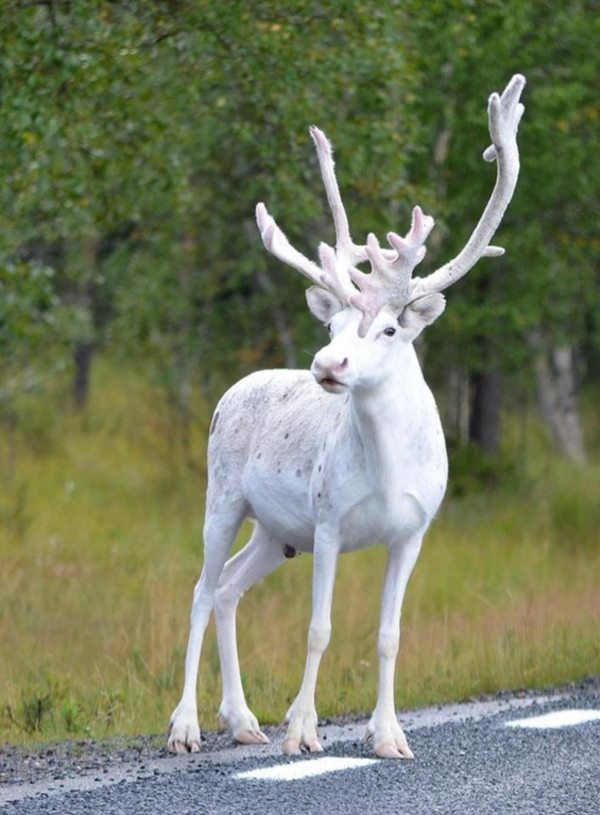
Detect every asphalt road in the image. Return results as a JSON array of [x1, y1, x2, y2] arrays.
[[2, 685, 599, 814]]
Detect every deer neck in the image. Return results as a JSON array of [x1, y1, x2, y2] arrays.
[[348, 346, 430, 491]]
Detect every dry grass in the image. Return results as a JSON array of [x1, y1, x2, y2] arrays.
[[1, 361, 598, 744]]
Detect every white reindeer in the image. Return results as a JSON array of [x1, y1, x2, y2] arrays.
[[168, 75, 526, 759]]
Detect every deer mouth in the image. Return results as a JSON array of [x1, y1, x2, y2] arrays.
[[318, 376, 346, 394]]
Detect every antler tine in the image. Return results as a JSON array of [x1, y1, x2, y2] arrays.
[[319, 242, 358, 303], [310, 126, 368, 267], [256, 202, 324, 288], [348, 205, 435, 336], [412, 74, 526, 299], [256, 202, 356, 305], [256, 129, 364, 310], [387, 205, 435, 271]]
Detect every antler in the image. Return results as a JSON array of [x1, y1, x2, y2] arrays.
[[256, 201, 357, 305], [348, 205, 435, 334], [412, 74, 526, 299], [256, 74, 525, 333], [256, 128, 431, 334], [308, 126, 368, 270], [256, 127, 366, 308]]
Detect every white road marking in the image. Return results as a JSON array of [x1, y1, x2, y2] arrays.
[[234, 756, 378, 781], [505, 709, 600, 729]]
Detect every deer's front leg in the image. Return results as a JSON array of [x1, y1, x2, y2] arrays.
[[283, 529, 339, 754], [365, 535, 422, 759]]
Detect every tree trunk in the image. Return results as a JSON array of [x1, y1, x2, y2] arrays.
[[72, 341, 95, 410], [71, 238, 101, 411], [530, 331, 585, 462], [445, 365, 470, 444], [469, 367, 502, 454]]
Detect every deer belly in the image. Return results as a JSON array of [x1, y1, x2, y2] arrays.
[[243, 468, 315, 548]]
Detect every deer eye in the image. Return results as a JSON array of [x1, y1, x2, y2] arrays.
[[383, 327, 396, 337]]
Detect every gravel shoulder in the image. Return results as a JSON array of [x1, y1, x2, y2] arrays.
[[1, 677, 597, 796]]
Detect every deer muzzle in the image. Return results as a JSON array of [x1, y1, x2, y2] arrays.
[[311, 352, 349, 393]]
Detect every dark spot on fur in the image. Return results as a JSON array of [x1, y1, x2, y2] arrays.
[[283, 544, 297, 558], [318, 465, 322, 472], [317, 492, 321, 498], [284, 432, 289, 439], [210, 411, 220, 435], [296, 469, 302, 478], [257, 452, 262, 459], [277, 468, 281, 474]]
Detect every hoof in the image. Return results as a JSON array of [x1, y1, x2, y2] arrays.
[[235, 729, 269, 745], [364, 715, 415, 760], [374, 741, 414, 760], [218, 704, 269, 747], [167, 706, 201, 754], [167, 734, 202, 754], [282, 737, 301, 755]]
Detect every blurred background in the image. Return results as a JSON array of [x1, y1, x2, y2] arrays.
[[0, 0, 598, 743]]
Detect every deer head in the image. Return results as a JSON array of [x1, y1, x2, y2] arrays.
[[256, 75, 526, 394]]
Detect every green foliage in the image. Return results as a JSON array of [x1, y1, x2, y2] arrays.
[[545, 462, 600, 549], [0, 262, 56, 350], [0, 481, 30, 541], [407, 0, 599, 375], [4, 676, 56, 735], [1, 3, 405, 420], [0, 0, 597, 427], [0, 261, 61, 409], [447, 442, 523, 496]]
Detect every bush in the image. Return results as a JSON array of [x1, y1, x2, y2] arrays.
[[447, 442, 524, 497]]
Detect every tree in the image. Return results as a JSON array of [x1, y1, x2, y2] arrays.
[[0, 0, 596, 465], [404, 0, 598, 459], [1, 1, 426, 415]]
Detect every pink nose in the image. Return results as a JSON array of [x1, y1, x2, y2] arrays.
[[312, 355, 348, 379], [331, 357, 348, 373]]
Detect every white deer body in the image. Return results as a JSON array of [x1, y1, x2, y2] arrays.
[[168, 75, 525, 758], [211, 356, 446, 557]]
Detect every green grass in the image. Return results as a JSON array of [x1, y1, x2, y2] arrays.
[[1, 359, 598, 745]]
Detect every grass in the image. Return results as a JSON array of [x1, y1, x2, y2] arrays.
[[1, 358, 598, 745]]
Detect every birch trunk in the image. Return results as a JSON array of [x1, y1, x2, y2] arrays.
[[529, 330, 585, 462]]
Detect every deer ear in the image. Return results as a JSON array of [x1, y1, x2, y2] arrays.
[[398, 292, 446, 338], [306, 286, 344, 324]]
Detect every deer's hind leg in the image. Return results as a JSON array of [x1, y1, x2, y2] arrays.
[[215, 523, 287, 744], [283, 526, 339, 755], [168, 501, 247, 754]]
